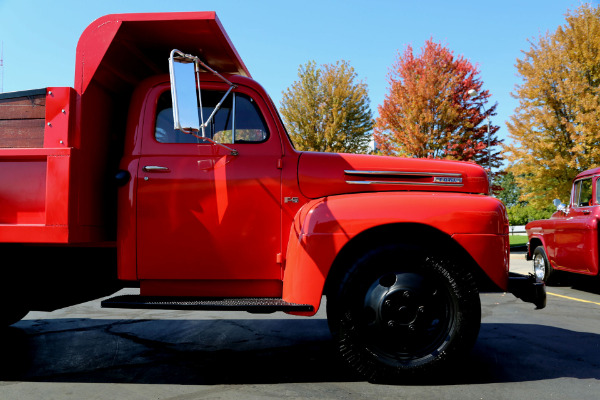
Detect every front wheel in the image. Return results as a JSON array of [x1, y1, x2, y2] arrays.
[[327, 246, 481, 382], [533, 246, 554, 284]]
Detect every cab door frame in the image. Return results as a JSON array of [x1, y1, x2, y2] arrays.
[[135, 81, 285, 297]]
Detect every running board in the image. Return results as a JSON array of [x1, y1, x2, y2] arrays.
[[101, 295, 314, 313]]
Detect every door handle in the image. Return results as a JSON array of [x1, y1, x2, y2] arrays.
[[583, 209, 591, 215], [143, 166, 170, 173]]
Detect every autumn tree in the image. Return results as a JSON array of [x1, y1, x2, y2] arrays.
[[506, 4, 600, 208], [374, 40, 502, 172], [280, 60, 373, 153]]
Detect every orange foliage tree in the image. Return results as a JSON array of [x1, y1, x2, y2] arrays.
[[505, 4, 600, 208], [374, 40, 502, 173]]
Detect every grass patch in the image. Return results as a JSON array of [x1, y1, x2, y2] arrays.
[[509, 235, 528, 246]]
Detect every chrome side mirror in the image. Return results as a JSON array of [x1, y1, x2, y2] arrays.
[[553, 198, 566, 212], [168, 49, 239, 156], [169, 50, 200, 133]]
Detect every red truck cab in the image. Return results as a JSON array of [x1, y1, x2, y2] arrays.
[[527, 167, 600, 282], [0, 12, 545, 382]]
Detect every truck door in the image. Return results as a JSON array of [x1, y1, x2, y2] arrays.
[[551, 177, 598, 275], [135, 83, 283, 296]]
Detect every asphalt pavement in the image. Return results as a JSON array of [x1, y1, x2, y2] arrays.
[[1, 253, 599, 399]]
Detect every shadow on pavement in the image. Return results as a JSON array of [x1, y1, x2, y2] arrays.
[[546, 272, 600, 295], [1, 318, 598, 385]]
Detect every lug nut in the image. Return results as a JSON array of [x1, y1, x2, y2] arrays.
[[387, 320, 396, 328], [408, 323, 416, 331]]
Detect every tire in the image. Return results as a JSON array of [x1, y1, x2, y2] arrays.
[[0, 285, 29, 328], [0, 307, 28, 328], [327, 245, 481, 382], [532, 246, 554, 284]]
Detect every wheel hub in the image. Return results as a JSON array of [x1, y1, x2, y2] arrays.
[[533, 253, 545, 281], [381, 290, 424, 327], [361, 271, 452, 359]]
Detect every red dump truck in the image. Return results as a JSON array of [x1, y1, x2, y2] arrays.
[[0, 12, 544, 381]]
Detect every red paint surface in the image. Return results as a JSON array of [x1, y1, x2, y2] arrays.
[[282, 192, 509, 312], [527, 169, 600, 276]]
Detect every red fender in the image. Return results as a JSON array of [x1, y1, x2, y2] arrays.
[[282, 192, 509, 315]]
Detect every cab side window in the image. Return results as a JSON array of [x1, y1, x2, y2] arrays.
[[155, 90, 268, 144], [573, 178, 593, 207]]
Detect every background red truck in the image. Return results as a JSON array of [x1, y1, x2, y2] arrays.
[[527, 167, 600, 283], [0, 12, 544, 381]]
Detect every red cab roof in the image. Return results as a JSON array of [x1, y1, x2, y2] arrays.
[[576, 167, 600, 180]]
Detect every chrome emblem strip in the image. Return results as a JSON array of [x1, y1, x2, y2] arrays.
[[344, 170, 462, 177], [346, 180, 463, 187], [344, 170, 463, 187]]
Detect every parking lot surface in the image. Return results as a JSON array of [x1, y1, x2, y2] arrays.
[[1, 254, 599, 399]]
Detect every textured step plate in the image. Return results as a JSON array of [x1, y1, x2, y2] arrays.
[[101, 295, 314, 313]]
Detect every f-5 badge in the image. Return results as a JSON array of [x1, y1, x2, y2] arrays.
[[284, 197, 299, 203]]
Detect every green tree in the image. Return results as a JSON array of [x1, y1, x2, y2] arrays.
[[506, 4, 600, 208], [494, 170, 554, 225], [374, 39, 502, 174], [280, 60, 373, 153], [507, 204, 554, 226], [495, 171, 522, 207]]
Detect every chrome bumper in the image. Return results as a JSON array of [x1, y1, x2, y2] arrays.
[[508, 272, 546, 309]]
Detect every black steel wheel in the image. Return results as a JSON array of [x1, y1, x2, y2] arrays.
[[327, 245, 481, 382], [0, 307, 28, 328], [0, 283, 28, 328]]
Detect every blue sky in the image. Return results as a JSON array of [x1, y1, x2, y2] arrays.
[[0, 0, 591, 146]]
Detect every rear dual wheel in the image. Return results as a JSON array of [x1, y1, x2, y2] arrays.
[[0, 307, 28, 328], [0, 284, 29, 327], [327, 245, 481, 382]]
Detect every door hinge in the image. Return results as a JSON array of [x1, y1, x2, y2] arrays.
[[277, 159, 283, 169], [276, 253, 283, 264]]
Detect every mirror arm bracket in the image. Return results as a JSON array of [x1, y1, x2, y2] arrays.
[[172, 49, 235, 87], [180, 129, 239, 156], [199, 85, 237, 130], [203, 136, 239, 156]]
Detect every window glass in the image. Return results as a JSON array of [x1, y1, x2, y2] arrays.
[[574, 178, 593, 207], [234, 95, 268, 143], [155, 90, 267, 144], [155, 90, 206, 144]]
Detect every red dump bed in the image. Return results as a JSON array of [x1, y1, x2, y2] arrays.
[[0, 88, 75, 242]]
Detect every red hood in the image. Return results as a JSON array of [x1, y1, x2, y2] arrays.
[[297, 152, 489, 199]]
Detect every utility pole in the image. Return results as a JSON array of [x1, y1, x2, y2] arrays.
[[0, 41, 4, 93]]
